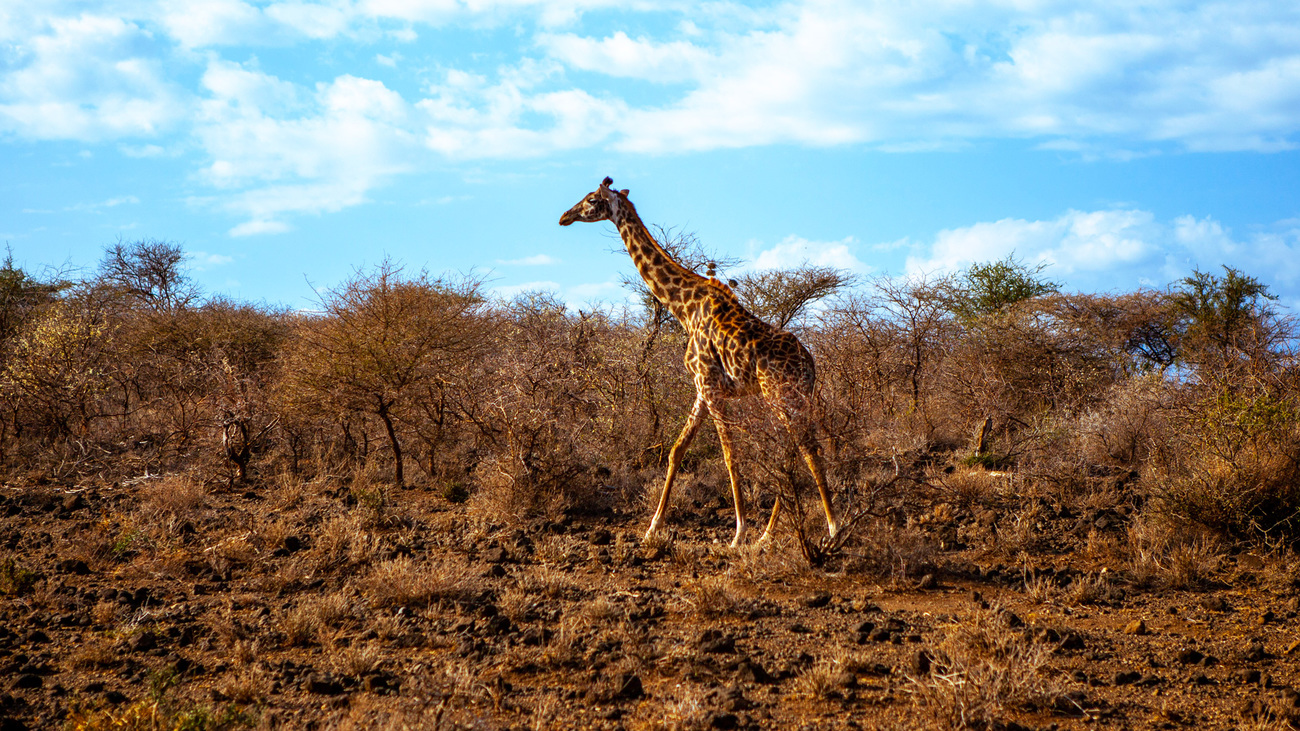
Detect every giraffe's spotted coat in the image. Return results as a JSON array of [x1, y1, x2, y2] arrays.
[[561, 177, 839, 545]]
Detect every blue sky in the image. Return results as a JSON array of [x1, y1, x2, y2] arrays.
[[3, 1, 1299, 310]]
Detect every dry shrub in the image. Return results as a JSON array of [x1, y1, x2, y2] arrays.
[[842, 522, 938, 580], [795, 651, 855, 700], [137, 473, 208, 535], [314, 514, 380, 569], [1124, 515, 1225, 589], [907, 606, 1067, 729], [216, 665, 270, 704], [357, 556, 468, 609], [333, 642, 383, 677], [1066, 572, 1121, 606], [1080, 374, 1171, 466], [1155, 387, 1300, 542], [678, 575, 742, 618]]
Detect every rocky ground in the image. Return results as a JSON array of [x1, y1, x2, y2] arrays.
[[1, 471, 1299, 730]]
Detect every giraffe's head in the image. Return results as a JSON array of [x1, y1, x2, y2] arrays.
[[558, 176, 626, 226]]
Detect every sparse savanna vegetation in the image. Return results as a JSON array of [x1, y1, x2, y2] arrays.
[[2, 240, 1299, 730]]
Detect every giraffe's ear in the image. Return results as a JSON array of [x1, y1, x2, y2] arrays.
[[601, 176, 613, 187], [620, 189, 629, 196]]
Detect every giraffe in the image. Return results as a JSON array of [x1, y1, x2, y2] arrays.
[[560, 177, 838, 546]]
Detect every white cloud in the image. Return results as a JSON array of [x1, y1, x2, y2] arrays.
[[0, 14, 185, 141], [538, 31, 712, 83], [497, 254, 559, 266], [194, 59, 421, 230], [229, 219, 292, 236], [188, 250, 236, 269], [745, 235, 870, 274], [905, 209, 1300, 295]]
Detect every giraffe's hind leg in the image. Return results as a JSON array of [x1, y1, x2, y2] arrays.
[[646, 392, 707, 541], [763, 382, 839, 539]]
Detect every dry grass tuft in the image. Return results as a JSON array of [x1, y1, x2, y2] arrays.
[[907, 605, 1066, 729], [137, 473, 208, 536], [357, 556, 468, 608]]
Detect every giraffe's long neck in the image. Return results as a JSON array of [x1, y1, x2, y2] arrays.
[[610, 195, 705, 324]]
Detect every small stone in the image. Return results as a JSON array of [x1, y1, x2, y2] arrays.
[[1175, 648, 1204, 665], [708, 712, 739, 730], [1190, 673, 1211, 686], [736, 659, 774, 684], [25, 630, 49, 645], [699, 632, 735, 654], [130, 632, 157, 652], [590, 529, 612, 545], [1113, 670, 1141, 686], [1201, 596, 1230, 612], [801, 592, 832, 609], [1242, 642, 1268, 663], [1238, 669, 1262, 685], [305, 675, 344, 695], [1053, 690, 1088, 715], [1124, 619, 1148, 636], [908, 649, 932, 676], [616, 673, 643, 699]]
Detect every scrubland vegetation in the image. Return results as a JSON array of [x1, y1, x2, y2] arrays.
[[1, 238, 1299, 730]]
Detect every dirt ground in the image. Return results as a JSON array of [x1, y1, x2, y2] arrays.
[[1, 473, 1298, 731]]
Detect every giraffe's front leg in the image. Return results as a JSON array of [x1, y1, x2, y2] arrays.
[[646, 392, 707, 541], [704, 396, 747, 547]]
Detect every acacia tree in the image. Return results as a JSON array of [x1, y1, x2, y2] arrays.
[[285, 260, 487, 487], [732, 265, 855, 330]]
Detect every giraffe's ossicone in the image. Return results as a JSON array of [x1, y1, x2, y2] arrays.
[[560, 177, 838, 546]]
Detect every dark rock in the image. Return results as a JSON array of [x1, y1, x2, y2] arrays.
[[698, 630, 735, 654], [868, 628, 891, 643], [484, 616, 513, 635], [1060, 632, 1085, 650], [57, 559, 90, 575], [736, 659, 774, 684], [801, 592, 832, 609], [1114, 670, 1141, 686], [1175, 648, 1205, 665], [363, 674, 395, 694], [306, 675, 345, 696], [788, 623, 811, 634], [283, 536, 303, 553], [25, 631, 49, 645], [11, 675, 41, 690], [908, 649, 932, 676], [1053, 690, 1088, 715], [1242, 642, 1268, 663], [590, 529, 612, 545], [616, 673, 643, 699], [130, 633, 157, 652], [708, 712, 739, 730], [1241, 699, 1271, 720], [1190, 673, 1211, 685], [103, 690, 128, 704], [1201, 595, 1230, 612], [1239, 669, 1262, 685]]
